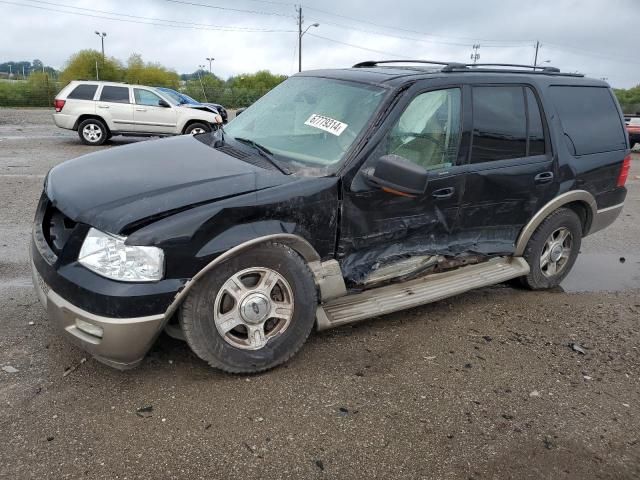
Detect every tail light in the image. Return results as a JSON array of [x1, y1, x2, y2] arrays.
[[54, 99, 65, 113], [617, 154, 631, 187]]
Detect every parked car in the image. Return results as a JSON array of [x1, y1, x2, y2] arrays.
[[32, 61, 630, 373], [52, 81, 222, 145], [155, 87, 228, 123], [625, 116, 640, 147]]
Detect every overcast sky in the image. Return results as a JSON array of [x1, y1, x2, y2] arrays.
[[1, 0, 639, 87]]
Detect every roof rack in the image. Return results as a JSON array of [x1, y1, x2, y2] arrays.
[[352, 60, 582, 76]]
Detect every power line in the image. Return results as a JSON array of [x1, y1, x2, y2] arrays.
[[542, 42, 640, 66], [310, 18, 533, 49], [305, 5, 536, 46], [2, 0, 295, 32], [161, 0, 294, 18], [306, 33, 411, 59]]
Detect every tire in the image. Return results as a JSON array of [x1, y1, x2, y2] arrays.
[[179, 242, 317, 373], [519, 208, 582, 290], [77, 118, 108, 146], [184, 122, 211, 135]]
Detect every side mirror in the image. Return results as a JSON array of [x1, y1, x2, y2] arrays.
[[158, 99, 170, 108], [364, 154, 428, 196]]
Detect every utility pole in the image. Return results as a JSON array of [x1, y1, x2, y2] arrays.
[[8, 64, 11, 78], [206, 57, 214, 73], [470, 44, 480, 64], [534, 40, 540, 67], [95, 31, 107, 63], [197, 65, 208, 102], [95, 60, 99, 80], [297, 5, 319, 73], [298, 6, 302, 73]]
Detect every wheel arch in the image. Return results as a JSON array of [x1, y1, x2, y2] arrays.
[[73, 114, 110, 132], [181, 119, 210, 134], [163, 233, 337, 320], [514, 190, 597, 256]]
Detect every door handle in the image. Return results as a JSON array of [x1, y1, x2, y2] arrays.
[[97, 105, 109, 109], [534, 171, 554, 184], [135, 108, 147, 112], [432, 187, 455, 199]]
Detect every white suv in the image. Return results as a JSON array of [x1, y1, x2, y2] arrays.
[[53, 81, 222, 145]]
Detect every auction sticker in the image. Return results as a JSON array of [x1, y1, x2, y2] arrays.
[[304, 114, 348, 136]]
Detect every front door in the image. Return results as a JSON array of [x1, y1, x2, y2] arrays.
[[457, 85, 557, 253], [133, 88, 177, 134], [339, 87, 467, 286]]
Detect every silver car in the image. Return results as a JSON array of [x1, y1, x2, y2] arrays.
[[53, 81, 222, 145]]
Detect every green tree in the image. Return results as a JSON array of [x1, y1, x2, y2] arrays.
[[124, 53, 180, 88], [59, 49, 123, 86]]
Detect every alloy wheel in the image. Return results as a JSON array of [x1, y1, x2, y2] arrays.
[[213, 267, 294, 350], [82, 123, 103, 143], [539, 227, 573, 277]]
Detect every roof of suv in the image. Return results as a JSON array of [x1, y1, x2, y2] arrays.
[[300, 60, 609, 88]]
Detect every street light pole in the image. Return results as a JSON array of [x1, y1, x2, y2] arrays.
[[297, 7, 319, 73], [94, 31, 107, 63], [206, 57, 215, 73]]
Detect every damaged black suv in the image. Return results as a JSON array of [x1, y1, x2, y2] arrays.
[[31, 60, 630, 373]]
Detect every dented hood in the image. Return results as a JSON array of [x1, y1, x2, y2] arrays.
[[46, 135, 291, 234]]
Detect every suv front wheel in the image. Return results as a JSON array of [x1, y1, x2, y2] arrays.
[[520, 207, 582, 290], [179, 243, 317, 373], [78, 118, 108, 146], [184, 122, 211, 135]]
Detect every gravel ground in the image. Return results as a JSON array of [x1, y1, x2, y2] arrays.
[[1, 108, 639, 479]]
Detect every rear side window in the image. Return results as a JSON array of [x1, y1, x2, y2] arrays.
[[67, 84, 98, 101], [100, 86, 130, 104], [471, 86, 527, 163], [549, 86, 626, 155]]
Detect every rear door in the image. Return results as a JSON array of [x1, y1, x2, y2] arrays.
[[457, 84, 557, 253], [133, 88, 178, 134], [96, 85, 134, 131]]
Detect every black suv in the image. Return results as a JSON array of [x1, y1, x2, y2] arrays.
[[31, 61, 630, 373]]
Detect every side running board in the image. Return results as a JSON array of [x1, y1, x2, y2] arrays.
[[316, 257, 530, 330]]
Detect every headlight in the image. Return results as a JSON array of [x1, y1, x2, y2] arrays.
[[78, 228, 164, 282]]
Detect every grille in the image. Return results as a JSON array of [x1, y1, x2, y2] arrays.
[[38, 195, 77, 257]]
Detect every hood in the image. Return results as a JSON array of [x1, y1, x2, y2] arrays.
[[46, 135, 292, 234]]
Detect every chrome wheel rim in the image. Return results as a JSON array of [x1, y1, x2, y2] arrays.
[[190, 127, 206, 135], [82, 123, 102, 142], [540, 227, 573, 277], [213, 267, 294, 350]]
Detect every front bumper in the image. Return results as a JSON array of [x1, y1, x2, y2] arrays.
[[31, 258, 165, 370]]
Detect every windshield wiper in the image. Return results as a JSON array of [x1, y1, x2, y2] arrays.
[[233, 137, 290, 174]]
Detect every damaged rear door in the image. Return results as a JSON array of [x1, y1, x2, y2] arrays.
[[457, 84, 557, 253], [338, 85, 470, 286]]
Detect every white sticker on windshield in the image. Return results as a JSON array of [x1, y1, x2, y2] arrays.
[[304, 114, 348, 136]]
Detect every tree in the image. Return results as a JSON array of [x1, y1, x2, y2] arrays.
[[614, 85, 640, 113], [124, 53, 180, 88], [59, 49, 123, 86]]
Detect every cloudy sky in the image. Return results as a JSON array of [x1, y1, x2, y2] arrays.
[[1, 0, 639, 87]]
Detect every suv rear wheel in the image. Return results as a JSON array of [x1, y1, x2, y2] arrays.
[[78, 118, 108, 146], [520, 208, 582, 290], [179, 243, 317, 373]]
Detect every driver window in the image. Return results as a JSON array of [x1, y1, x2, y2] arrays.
[[384, 88, 462, 170], [134, 89, 164, 107]]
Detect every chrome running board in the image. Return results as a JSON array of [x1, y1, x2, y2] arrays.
[[316, 257, 529, 330]]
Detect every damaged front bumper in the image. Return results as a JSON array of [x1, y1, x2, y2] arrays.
[[31, 258, 165, 370]]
